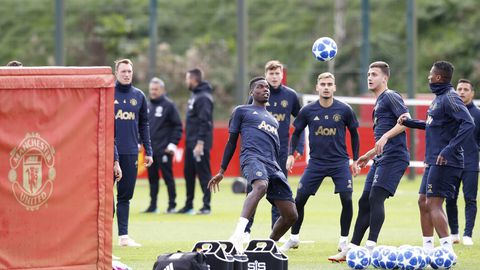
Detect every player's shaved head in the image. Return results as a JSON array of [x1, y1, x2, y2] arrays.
[[433, 61, 454, 83], [249, 77, 266, 91]]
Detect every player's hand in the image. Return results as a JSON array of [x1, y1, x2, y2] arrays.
[[397, 115, 408, 125], [357, 154, 370, 168], [351, 160, 360, 177], [114, 161, 122, 182], [193, 142, 204, 161], [375, 135, 388, 155], [144, 156, 153, 167], [436, 155, 448, 166], [286, 155, 295, 172], [208, 173, 224, 193]]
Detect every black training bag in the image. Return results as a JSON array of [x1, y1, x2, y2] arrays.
[[153, 251, 209, 270], [192, 241, 234, 270], [244, 239, 288, 270]]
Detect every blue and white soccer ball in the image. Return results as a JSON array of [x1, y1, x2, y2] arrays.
[[397, 246, 423, 270], [430, 247, 455, 269], [311, 37, 337, 62], [378, 246, 398, 270], [412, 246, 430, 269], [371, 245, 386, 268], [347, 246, 371, 270]]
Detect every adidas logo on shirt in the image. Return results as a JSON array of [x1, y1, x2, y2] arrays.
[[253, 111, 258, 115], [163, 262, 174, 270], [314, 116, 320, 121]]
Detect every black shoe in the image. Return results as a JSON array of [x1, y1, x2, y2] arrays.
[[197, 207, 211, 215], [177, 206, 195, 215], [143, 206, 158, 213]]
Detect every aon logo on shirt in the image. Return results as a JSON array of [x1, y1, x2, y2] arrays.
[[271, 113, 286, 121], [315, 126, 337, 136], [258, 121, 278, 135], [115, 110, 136, 120]]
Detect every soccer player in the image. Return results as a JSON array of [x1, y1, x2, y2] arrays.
[[208, 77, 298, 253], [144, 77, 183, 214], [178, 68, 214, 215], [446, 79, 479, 246], [114, 58, 153, 247], [280, 72, 360, 252], [399, 62, 474, 256], [245, 60, 305, 238], [329, 61, 411, 262]]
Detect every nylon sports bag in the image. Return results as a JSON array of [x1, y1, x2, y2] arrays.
[[153, 251, 209, 270]]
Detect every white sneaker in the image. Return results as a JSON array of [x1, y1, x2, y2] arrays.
[[463, 236, 474, 246], [328, 248, 349, 262], [229, 233, 244, 254], [278, 236, 287, 243], [242, 232, 251, 244], [280, 238, 300, 252], [338, 240, 348, 252], [118, 236, 142, 247], [112, 254, 121, 260], [451, 234, 460, 244]]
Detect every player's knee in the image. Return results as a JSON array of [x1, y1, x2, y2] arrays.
[[340, 192, 353, 205], [252, 181, 268, 196], [285, 209, 298, 226], [418, 196, 427, 211]]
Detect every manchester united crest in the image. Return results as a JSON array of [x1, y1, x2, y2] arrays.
[[281, 100, 288, 108], [130, 98, 138, 106], [333, 113, 342, 122], [8, 133, 56, 211]]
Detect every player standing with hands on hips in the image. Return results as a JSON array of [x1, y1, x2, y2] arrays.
[[208, 77, 298, 253], [114, 59, 153, 247]]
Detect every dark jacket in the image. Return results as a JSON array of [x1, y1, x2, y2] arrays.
[[185, 81, 214, 149], [114, 81, 153, 156], [148, 94, 183, 155]]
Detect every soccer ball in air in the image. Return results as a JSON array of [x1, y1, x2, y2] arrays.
[[346, 246, 371, 269], [312, 37, 337, 62], [429, 247, 455, 269]]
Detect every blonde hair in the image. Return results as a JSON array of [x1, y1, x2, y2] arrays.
[[114, 58, 133, 72], [264, 60, 283, 72], [317, 72, 335, 82]]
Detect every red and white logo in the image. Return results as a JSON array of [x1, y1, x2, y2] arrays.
[[8, 133, 56, 211]]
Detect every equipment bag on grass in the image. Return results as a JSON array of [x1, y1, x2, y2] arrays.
[[153, 251, 209, 270]]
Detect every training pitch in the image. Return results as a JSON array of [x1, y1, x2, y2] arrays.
[[113, 176, 479, 269]]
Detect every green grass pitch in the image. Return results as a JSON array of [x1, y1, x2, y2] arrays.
[[113, 176, 479, 269]]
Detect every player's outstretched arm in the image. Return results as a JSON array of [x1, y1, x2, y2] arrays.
[[398, 115, 426, 130], [208, 132, 239, 193]]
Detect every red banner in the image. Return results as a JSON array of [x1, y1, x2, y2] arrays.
[[0, 67, 114, 270]]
